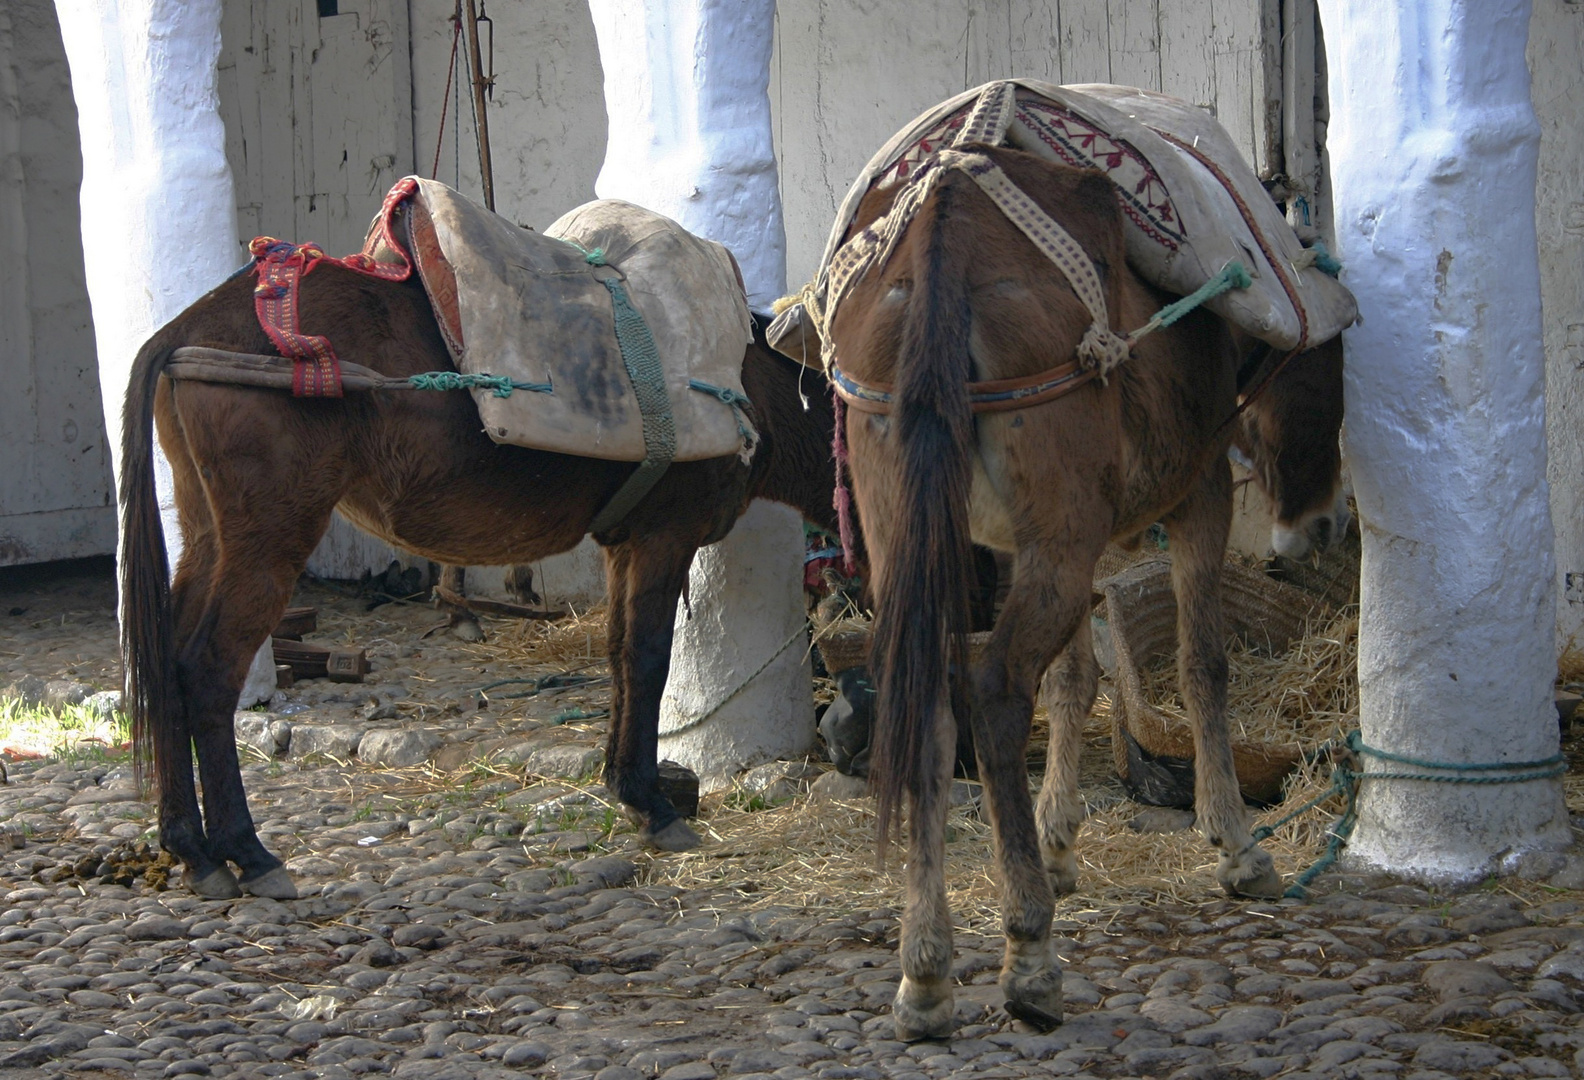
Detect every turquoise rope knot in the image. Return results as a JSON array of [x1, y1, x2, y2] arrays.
[[406, 371, 554, 398], [1303, 240, 1343, 278], [558, 237, 608, 266], [689, 379, 760, 462]]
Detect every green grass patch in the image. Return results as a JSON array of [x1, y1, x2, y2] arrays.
[[0, 697, 130, 761]]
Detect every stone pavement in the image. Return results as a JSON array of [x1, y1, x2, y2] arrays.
[[5, 562, 1584, 1079]]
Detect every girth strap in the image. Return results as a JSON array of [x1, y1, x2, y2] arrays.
[[586, 259, 678, 535]]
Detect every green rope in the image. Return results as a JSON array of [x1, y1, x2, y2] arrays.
[[1128, 261, 1253, 344], [559, 238, 608, 267], [659, 621, 809, 738], [1256, 730, 1567, 899], [477, 672, 602, 700], [1349, 731, 1565, 775], [689, 378, 760, 461], [407, 371, 553, 398]]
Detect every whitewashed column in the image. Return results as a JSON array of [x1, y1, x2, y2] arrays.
[[1317, 0, 1569, 880], [588, 0, 815, 787], [56, 0, 276, 704]]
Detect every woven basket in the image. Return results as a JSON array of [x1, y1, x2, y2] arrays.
[[814, 624, 994, 676], [814, 624, 872, 676], [1264, 517, 1362, 609], [1101, 558, 1317, 806]]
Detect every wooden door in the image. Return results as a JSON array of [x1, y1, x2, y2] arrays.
[[217, 0, 417, 578]]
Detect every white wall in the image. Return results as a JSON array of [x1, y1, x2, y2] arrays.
[[1530, 2, 1584, 652], [0, 0, 114, 566]]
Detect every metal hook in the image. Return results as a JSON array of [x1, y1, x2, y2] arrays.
[[477, 0, 495, 101]]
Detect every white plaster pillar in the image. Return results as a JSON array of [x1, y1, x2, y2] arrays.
[[587, 0, 815, 787], [56, 0, 276, 705], [1317, 0, 1569, 881]]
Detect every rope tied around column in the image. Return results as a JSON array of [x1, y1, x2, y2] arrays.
[[1255, 730, 1566, 899]]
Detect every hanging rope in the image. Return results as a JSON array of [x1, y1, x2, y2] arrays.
[[430, 3, 464, 181], [659, 622, 811, 738]]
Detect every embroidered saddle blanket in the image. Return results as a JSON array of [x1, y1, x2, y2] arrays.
[[366, 178, 755, 463], [774, 80, 1355, 361]]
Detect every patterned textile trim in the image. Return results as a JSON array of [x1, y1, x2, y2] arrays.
[[879, 115, 967, 188], [958, 80, 1018, 146], [872, 91, 1184, 255], [248, 177, 420, 398], [249, 239, 343, 398], [1015, 97, 1183, 251]]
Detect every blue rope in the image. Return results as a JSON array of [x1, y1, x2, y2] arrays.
[[406, 371, 553, 398]]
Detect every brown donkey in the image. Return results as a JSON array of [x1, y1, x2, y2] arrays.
[[120, 266, 841, 902], [825, 146, 1344, 1039]]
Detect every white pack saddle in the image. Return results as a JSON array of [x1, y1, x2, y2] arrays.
[[369, 178, 755, 465], [773, 80, 1356, 364]]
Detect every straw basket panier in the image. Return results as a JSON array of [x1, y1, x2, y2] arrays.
[[1101, 558, 1323, 806], [814, 621, 994, 677]]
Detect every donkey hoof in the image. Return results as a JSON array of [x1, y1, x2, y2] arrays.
[[1002, 970, 1064, 1031], [1043, 850, 1079, 896], [643, 818, 701, 852], [240, 867, 299, 900], [188, 866, 242, 900], [892, 977, 955, 1042], [1218, 847, 1282, 899]]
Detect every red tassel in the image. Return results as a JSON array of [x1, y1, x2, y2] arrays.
[[832, 392, 857, 575]]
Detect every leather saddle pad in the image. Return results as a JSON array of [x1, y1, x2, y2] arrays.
[[370, 178, 754, 463]]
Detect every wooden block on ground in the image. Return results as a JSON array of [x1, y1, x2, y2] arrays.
[[272, 606, 318, 640], [272, 638, 368, 683]]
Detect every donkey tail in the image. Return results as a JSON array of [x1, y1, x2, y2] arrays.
[[870, 179, 977, 843], [120, 330, 182, 796]]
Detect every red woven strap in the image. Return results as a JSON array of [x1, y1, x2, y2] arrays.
[[250, 238, 343, 398], [247, 177, 420, 398]]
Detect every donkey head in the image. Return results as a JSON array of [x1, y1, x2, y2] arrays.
[[1234, 335, 1347, 560]]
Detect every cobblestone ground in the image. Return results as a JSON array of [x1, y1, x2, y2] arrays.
[[6, 560, 1584, 1080]]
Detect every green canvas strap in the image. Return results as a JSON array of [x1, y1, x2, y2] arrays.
[[587, 262, 678, 534]]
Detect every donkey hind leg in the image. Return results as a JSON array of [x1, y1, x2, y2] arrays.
[[601, 534, 701, 852], [160, 531, 239, 899], [972, 552, 1096, 1031], [181, 530, 325, 899], [892, 698, 960, 1042], [1167, 466, 1281, 899], [1034, 615, 1099, 897]]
